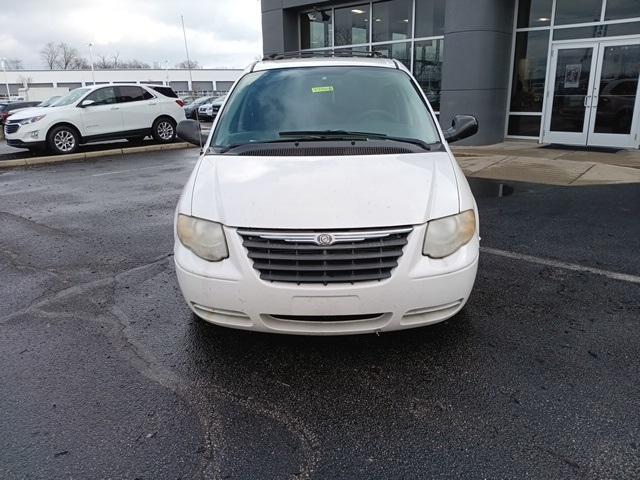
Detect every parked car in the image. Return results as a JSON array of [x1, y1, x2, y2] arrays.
[[184, 96, 216, 120], [173, 56, 479, 335], [4, 84, 185, 154], [0, 101, 40, 125], [38, 96, 62, 107], [180, 95, 196, 105], [197, 95, 226, 121]]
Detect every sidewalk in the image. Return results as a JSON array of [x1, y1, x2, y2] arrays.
[[452, 141, 640, 186]]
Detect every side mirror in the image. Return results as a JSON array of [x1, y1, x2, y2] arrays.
[[78, 99, 95, 108], [177, 119, 208, 147], [443, 115, 479, 143]]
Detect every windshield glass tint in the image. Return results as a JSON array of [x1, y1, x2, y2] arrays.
[[212, 66, 439, 148], [50, 88, 90, 107]]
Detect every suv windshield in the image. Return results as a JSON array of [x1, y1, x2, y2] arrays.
[[50, 88, 90, 107], [212, 66, 440, 149]]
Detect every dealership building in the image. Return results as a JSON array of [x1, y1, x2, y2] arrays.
[[0, 68, 242, 98], [261, 0, 640, 147]]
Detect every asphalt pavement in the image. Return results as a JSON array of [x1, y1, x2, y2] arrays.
[[0, 150, 638, 479]]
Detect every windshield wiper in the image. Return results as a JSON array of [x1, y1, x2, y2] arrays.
[[278, 130, 437, 150]]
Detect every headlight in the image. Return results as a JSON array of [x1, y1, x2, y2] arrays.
[[18, 114, 46, 125], [177, 214, 228, 262], [423, 210, 476, 258]]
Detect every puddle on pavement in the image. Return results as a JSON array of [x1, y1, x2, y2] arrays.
[[468, 178, 514, 198]]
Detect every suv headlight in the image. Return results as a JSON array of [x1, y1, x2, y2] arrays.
[[18, 114, 46, 125], [423, 210, 476, 258], [177, 214, 228, 261]]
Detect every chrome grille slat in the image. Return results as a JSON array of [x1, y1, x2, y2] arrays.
[[252, 260, 398, 271], [247, 249, 404, 261], [242, 237, 408, 250], [238, 227, 412, 284]]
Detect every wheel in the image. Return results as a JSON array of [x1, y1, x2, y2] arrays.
[[47, 125, 79, 155], [126, 136, 145, 145], [152, 118, 176, 143]]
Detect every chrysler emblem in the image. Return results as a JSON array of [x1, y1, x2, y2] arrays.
[[315, 233, 334, 246]]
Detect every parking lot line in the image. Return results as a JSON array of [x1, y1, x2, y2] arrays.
[[481, 247, 640, 285]]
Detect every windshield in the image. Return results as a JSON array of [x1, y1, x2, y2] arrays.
[[212, 95, 226, 105], [50, 88, 90, 107], [191, 96, 213, 106], [212, 66, 439, 149], [39, 96, 60, 107]]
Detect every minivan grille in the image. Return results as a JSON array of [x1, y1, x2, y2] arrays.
[[238, 227, 412, 284]]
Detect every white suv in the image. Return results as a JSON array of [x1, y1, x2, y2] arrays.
[[174, 55, 480, 335], [4, 84, 185, 154]]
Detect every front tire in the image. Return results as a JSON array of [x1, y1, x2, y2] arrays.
[[152, 118, 176, 144], [47, 125, 80, 155]]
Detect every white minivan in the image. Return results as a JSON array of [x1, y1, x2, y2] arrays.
[[174, 55, 480, 335], [4, 84, 185, 154]]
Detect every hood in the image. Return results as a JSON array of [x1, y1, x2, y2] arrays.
[[190, 152, 460, 229], [8, 106, 49, 120]]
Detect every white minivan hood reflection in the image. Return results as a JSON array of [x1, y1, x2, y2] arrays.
[[190, 152, 460, 229]]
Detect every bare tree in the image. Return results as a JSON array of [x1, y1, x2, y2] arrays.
[[5, 59, 23, 70], [40, 42, 61, 69], [95, 54, 113, 69], [56, 42, 80, 70], [175, 59, 200, 69], [111, 51, 121, 69], [121, 59, 151, 69], [70, 57, 91, 70]]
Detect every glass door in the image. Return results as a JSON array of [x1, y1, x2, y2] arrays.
[[587, 40, 640, 148], [542, 42, 599, 146]]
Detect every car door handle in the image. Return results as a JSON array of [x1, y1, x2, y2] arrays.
[[110, 106, 120, 110], [149, 102, 157, 106], [583, 95, 591, 107]]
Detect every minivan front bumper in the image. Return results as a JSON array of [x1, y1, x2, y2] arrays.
[[174, 225, 479, 335]]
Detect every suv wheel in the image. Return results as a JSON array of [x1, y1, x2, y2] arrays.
[[152, 118, 176, 143], [48, 126, 79, 155]]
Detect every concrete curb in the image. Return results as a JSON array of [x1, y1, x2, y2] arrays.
[[0, 142, 196, 169]]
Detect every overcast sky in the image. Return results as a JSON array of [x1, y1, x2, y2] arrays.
[[0, 0, 263, 69]]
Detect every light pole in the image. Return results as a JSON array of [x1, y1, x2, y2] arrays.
[[88, 43, 96, 84], [1, 58, 10, 101], [164, 59, 169, 86]]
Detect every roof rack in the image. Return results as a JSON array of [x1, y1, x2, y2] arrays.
[[262, 50, 387, 61]]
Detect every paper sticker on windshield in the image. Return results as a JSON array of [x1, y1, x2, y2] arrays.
[[311, 86, 334, 93]]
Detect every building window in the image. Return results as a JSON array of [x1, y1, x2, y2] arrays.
[[413, 39, 443, 111], [510, 31, 549, 112], [605, 0, 640, 20], [334, 46, 371, 54], [335, 4, 370, 46], [372, 42, 411, 69], [298, 1, 444, 111], [516, 0, 553, 28], [507, 115, 542, 136], [300, 10, 333, 49], [414, 0, 445, 38], [554, 0, 603, 25], [372, 0, 413, 43]]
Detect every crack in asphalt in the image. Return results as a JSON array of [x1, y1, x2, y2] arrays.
[[0, 210, 73, 238], [0, 248, 72, 289], [1, 252, 321, 479]]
